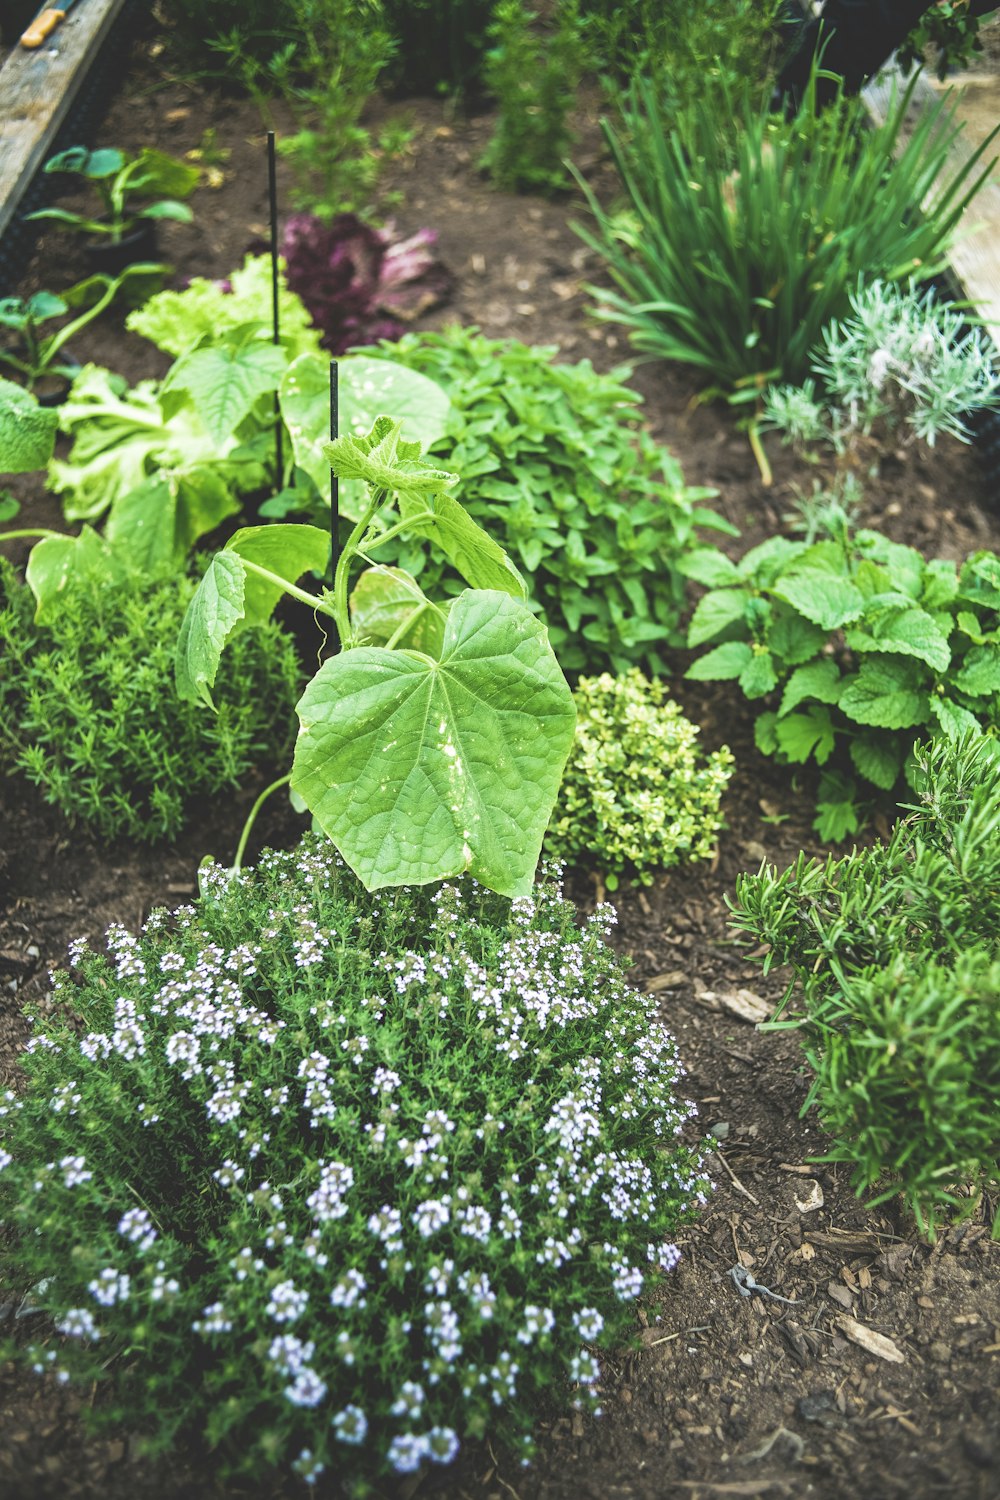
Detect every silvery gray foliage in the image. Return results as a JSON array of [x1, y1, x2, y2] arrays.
[[764, 279, 1000, 457]]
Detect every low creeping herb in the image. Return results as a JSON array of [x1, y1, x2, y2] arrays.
[[683, 525, 1000, 841], [0, 839, 711, 1487], [731, 731, 1000, 1240], [0, 559, 300, 842], [545, 670, 735, 890]]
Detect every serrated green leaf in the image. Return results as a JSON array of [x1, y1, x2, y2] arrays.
[[162, 342, 287, 443], [226, 524, 331, 623], [952, 645, 1000, 697], [105, 470, 239, 573], [736, 535, 803, 583], [685, 640, 754, 681], [754, 710, 778, 756], [686, 588, 749, 647], [845, 606, 951, 673], [838, 659, 929, 729], [954, 610, 991, 645], [849, 732, 903, 790], [813, 788, 860, 843], [677, 548, 741, 587], [920, 558, 959, 610], [290, 590, 576, 896], [349, 567, 446, 656], [928, 695, 981, 740], [778, 658, 843, 717], [772, 570, 865, 630], [774, 705, 836, 765], [280, 352, 451, 513], [958, 552, 1000, 610], [767, 608, 829, 666], [174, 552, 246, 708], [393, 488, 526, 598], [739, 650, 778, 699], [0, 378, 59, 473]]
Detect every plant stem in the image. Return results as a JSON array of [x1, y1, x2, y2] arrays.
[[363, 509, 435, 551], [0, 529, 62, 544], [384, 599, 433, 650], [232, 773, 292, 879], [331, 488, 386, 649], [747, 421, 773, 487], [239, 559, 338, 619]]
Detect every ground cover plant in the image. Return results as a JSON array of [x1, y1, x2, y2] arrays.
[[0, 558, 301, 842], [0, 837, 711, 1487], [367, 327, 729, 674], [684, 525, 1000, 839], [544, 669, 734, 889], [574, 64, 999, 406], [733, 731, 1000, 1238]]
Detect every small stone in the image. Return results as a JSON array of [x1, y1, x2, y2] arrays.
[[710, 1121, 731, 1140], [927, 1341, 952, 1364]]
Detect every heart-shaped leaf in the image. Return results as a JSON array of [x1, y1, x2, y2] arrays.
[[291, 589, 576, 896]]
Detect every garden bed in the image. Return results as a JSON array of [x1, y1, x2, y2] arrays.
[[1, 30, 999, 1500]]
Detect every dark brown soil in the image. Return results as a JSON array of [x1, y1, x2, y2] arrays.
[[2, 29, 999, 1500]]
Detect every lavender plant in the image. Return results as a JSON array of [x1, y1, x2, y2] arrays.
[[0, 838, 711, 1487]]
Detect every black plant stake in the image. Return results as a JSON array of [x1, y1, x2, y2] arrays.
[[330, 359, 340, 614], [267, 131, 283, 487]]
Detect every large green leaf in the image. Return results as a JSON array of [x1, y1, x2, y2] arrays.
[[686, 588, 749, 647], [279, 353, 451, 515], [291, 590, 576, 896], [174, 525, 330, 706], [772, 570, 865, 630], [952, 645, 1000, 697], [0, 378, 59, 473], [845, 606, 951, 673], [849, 732, 903, 790], [105, 470, 239, 573], [25, 526, 129, 622], [778, 658, 842, 717], [774, 705, 836, 765], [393, 488, 526, 598], [685, 640, 753, 681], [838, 659, 930, 729], [162, 342, 287, 443]]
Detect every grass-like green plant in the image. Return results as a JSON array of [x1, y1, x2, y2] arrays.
[[573, 65, 999, 404], [0, 838, 711, 1486], [683, 524, 1000, 841], [0, 559, 300, 841], [479, 0, 584, 195], [367, 327, 730, 675], [732, 731, 1000, 1239], [545, 669, 735, 889]]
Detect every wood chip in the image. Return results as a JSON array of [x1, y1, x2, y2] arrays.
[[644, 969, 688, 992], [703, 988, 772, 1024], [836, 1315, 906, 1363], [794, 1179, 825, 1213]]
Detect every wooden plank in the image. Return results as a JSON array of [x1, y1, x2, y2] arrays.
[[0, 0, 130, 243], [863, 65, 1000, 348]]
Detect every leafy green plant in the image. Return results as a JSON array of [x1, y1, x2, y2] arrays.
[[684, 526, 1000, 840], [545, 669, 734, 889], [577, 0, 787, 105], [898, 0, 990, 79], [574, 65, 999, 403], [479, 1, 583, 195], [732, 731, 1000, 1239], [0, 377, 58, 472], [0, 838, 710, 1485], [176, 415, 576, 896], [0, 556, 300, 841], [0, 267, 162, 391], [362, 327, 729, 675], [27, 146, 198, 243], [762, 278, 1000, 479]]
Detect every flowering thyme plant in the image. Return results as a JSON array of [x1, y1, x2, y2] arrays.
[[0, 839, 710, 1488]]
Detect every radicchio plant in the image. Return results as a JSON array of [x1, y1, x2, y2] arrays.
[[281, 213, 452, 355]]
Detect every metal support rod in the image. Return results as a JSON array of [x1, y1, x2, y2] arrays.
[[267, 130, 283, 485], [330, 359, 340, 607]]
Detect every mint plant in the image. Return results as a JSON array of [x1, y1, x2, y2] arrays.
[[175, 416, 576, 897], [0, 558, 300, 842], [684, 528, 1000, 839], [0, 840, 710, 1486], [545, 670, 735, 889], [732, 731, 1000, 1239]]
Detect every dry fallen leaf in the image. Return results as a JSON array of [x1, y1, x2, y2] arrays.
[[836, 1315, 906, 1363]]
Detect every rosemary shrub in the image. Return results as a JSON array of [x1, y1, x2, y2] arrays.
[[0, 839, 710, 1488]]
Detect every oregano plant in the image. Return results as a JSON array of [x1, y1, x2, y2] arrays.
[[175, 415, 577, 896]]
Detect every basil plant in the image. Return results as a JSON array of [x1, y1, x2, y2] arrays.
[[175, 416, 576, 898]]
